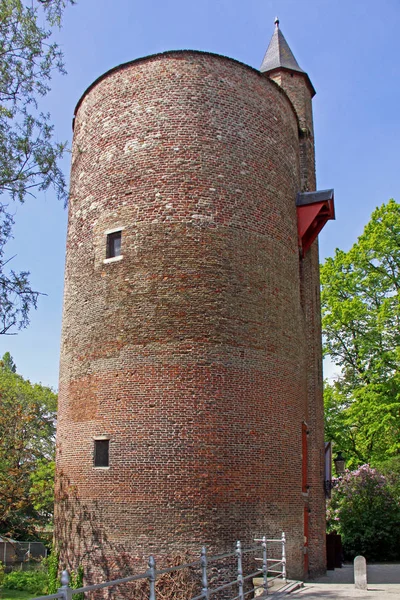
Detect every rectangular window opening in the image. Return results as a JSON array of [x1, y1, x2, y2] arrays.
[[106, 231, 122, 259], [94, 439, 109, 467]]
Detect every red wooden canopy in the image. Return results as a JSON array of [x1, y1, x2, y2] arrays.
[[296, 189, 335, 257]]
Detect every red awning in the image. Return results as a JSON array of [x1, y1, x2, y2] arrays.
[[296, 190, 335, 257]]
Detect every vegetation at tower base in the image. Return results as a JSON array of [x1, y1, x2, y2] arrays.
[[326, 464, 400, 561], [0, 353, 57, 539], [46, 547, 60, 595], [321, 200, 400, 469], [2, 569, 49, 596], [0, 0, 75, 335], [0, 547, 84, 598]]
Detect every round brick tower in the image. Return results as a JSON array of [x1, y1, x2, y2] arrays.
[[56, 23, 333, 584]]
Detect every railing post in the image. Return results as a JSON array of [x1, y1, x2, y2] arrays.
[[148, 556, 156, 600], [200, 546, 209, 600], [236, 541, 245, 600], [281, 532, 287, 583], [262, 535, 268, 595], [58, 570, 73, 600]]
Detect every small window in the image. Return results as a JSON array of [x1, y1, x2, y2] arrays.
[[94, 439, 109, 467], [106, 231, 122, 258]]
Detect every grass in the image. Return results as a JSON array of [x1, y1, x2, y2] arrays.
[[0, 589, 35, 600]]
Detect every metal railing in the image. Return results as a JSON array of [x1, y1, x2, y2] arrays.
[[254, 532, 287, 591], [30, 533, 286, 600]]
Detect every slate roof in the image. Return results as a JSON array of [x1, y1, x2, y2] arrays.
[[296, 189, 335, 207], [260, 18, 304, 74]]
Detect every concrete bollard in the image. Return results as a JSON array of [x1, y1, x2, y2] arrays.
[[354, 556, 367, 590]]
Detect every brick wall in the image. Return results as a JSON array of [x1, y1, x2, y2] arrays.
[[269, 69, 326, 577], [55, 51, 325, 583]]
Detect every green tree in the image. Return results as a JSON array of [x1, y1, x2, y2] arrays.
[[30, 458, 55, 522], [322, 200, 400, 467], [327, 464, 400, 560], [0, 350, 16, 371], [0, 354, 57, 538], [0, 0, 75, 335]]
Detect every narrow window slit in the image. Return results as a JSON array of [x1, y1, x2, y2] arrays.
[[94, 439, 109, 467]]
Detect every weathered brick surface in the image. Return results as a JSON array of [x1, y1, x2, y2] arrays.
[[270, 68, 326, 577], [55, 51, 326, 584]]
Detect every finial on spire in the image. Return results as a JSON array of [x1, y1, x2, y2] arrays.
[[274, 16, 279, 28]]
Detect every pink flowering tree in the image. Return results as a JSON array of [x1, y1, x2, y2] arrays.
[[326, 464, 400, 560]]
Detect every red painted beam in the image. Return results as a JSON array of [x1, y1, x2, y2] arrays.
[[297, 199, 335, 257]]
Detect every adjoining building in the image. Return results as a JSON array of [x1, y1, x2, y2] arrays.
[[55, 19, 335, 583]]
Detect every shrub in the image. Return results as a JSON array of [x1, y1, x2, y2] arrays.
[[3, 569, 48, 595], [44, 548, 60, 594], [0, 561, 4, 586], [42, 547, 84, 598], [327, 464, 400, 561]]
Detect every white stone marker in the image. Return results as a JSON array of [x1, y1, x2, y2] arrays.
[[354, 555, 367, 590]]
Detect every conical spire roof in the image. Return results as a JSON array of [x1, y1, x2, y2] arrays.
[[260, 18, 304, 74]]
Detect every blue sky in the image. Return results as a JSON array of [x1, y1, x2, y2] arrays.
[[3, 0, 400, 388]]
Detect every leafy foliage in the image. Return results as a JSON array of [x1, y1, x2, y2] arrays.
[[326, 465, 400, 561], [2, 555, 83, 597], [45, 548, 60, 595], [322, 200, 400, 467], [44, 548, 83, 596], [3, 570, 48, 595], [70, 565, 84, 600], [29, 459, 55, 522], [0, 353, 57, 538], [0, 205, 41, 334], [0, 0, 75, 334], [37, 0, 75, 28], [0, 350, 16, 371], [0, 560, 4, 586]]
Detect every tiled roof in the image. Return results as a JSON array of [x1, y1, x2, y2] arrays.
[[260, 18, 304, 74]]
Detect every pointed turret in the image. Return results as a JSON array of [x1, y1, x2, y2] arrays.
[[260, 18, 317, 192], [260, 17, 304, 74], [261, 18, 315, 97]]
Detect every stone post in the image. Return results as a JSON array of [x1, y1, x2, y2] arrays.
[[354, 556, 367, 590]]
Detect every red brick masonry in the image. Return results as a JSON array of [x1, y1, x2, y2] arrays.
[[55, 51, 326, 583]]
